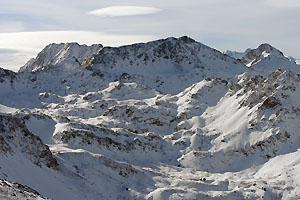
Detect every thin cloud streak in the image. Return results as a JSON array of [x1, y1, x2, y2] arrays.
[[87, 6, 161, 17]]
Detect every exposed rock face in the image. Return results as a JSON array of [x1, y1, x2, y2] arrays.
[[0, 179, 49, 200], [0, 115, 58, 169], [0, 67, 16, 83]]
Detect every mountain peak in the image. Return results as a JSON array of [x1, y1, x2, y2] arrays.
[[257, 43, 275, 50], [257, 43, 286, 58], [178, 36, 196, 44], [19, 42, 103, 73], [150, 36, 196, 44], [240, 43, 287, 67]]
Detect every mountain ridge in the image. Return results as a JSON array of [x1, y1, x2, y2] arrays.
[[19, 42, 103, 73]]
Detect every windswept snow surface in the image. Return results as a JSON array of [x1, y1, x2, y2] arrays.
[[1, 37, 300, 199]]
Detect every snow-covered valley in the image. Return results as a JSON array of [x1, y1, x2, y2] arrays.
[[1, 36, 300, 199]]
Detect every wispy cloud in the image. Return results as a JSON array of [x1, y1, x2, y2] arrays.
[[87, 6, 161, 17]]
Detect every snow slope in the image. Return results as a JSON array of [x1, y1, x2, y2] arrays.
[[0, 36, 300, 199]]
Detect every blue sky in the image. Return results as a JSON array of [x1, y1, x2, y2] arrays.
[[0, 0, 300, 71]]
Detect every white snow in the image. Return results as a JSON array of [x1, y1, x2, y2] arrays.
[[262, 51, 270, 58], [0, 104, 17, 113]]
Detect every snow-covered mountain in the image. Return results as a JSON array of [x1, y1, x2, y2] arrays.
[[239, 44, 300, 73], [19, 36, 247, 94], [1, 36, 300, 199], [83, 36, 249, 94], [19, 43, 103, 73]]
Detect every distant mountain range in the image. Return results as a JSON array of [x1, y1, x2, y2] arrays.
[[1, 36, 300, 199]]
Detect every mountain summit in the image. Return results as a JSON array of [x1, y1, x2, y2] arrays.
[[19, 42, 103, 72], [240, 43, 287, 66]]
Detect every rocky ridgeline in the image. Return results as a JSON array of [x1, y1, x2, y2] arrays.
[[82, 36, 247, 94], [0, 68, 16, 83], [84, 36, 214, 67], [239, 43, 287, 66], [0, 179, 48, 200], [0, 114, 58, 169]]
